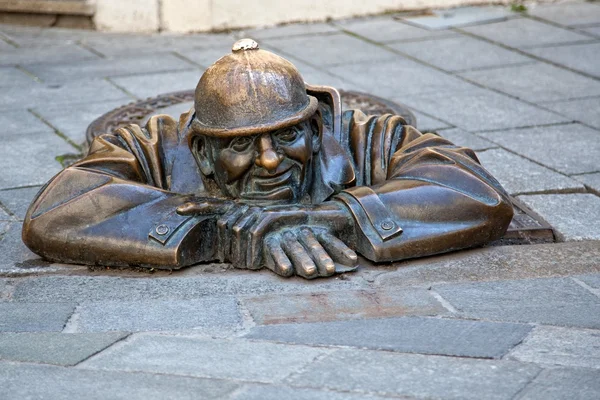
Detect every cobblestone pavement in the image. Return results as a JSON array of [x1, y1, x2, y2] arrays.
[[1, 2, 600, 399]]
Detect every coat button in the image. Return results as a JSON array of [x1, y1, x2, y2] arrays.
[[156, 224, 170, 235], [380, 220, 395, 231]]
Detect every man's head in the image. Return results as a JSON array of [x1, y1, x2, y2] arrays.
[[190, 39, 322, 203]]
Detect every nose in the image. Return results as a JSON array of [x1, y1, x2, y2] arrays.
[[255, 133, 283, 172]]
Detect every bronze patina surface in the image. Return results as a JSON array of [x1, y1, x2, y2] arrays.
[[23, 39, 516, 279]]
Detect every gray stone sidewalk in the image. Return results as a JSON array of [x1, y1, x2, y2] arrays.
[[1, 1, 600, 399]]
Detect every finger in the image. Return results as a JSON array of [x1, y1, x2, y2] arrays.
[[247, 212, 277, 271], [281, 231, 318, 279], [264, 238, 293, 277], [315, 231, 358, 267], [298, 228, 335, 276], [231, 207, 261, 268], [217, 205, 247, 263]]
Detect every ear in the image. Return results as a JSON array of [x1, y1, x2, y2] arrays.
[[310, 110, 323, 154], [192, 135, 214, 176]]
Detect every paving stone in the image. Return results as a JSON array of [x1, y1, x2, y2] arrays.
[[232, 385, 387, 400], [8, 272, 365, 303], [242, 289, 447, 325], [1, 109, 55, 138], [528, 2, 600, 27], [477, 148, 584, 195], [75, 297, 241, 333], [434, 277, 600, 328], [0, 362, 239, 400], [516, 367, 600, 400], [287, 348, 540, 400], [246, 316, 532, 358], [392, 35, 532, 72], [0, 44, 98, 66], [0, 332, 128, 365], [576, 273, 600, 290], [462, 18, 592, 48], [575, 172, 600, 195], [411, 111, 452, 132], [478, 123, 600, 175], [507, 326, 600, 369], [337, 16, 453, 43], [0, 79, 130, 111], [517, 194, 600, 241], [264, 33, 397, 67], [528, 42, 600, 78], [581, 25, 600, 37], [330, 57, 475, 99], [0, 302, 75, 332], [110, 69, 203, 99], [25, 54, 196, 84], [401, 6, 514, 30], [82, 335, 330, 383], [401, 87, 568, 131], [0, 24, 108, 47], [460, 62, 600, 103], [174, 46, 234, 68], [0, 186, 42, 220], [542, 96, 600, 130], [0, 131, 74, 189], [0, 67, 36, 88], [243, 22, 339, 40], [32, 99, 129, 144], [377, 241, 600, 288], [0, 222, 44, 274], [437, 128, 496, 151]]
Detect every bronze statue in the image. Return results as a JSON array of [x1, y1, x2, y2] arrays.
[[22, 38, 513, 279]]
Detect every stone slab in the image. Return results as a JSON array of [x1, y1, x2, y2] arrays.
[[0, 43, 98, 66], [401, 87, 567, 132], [462, 18, 591, 48], [0, 79, 131, 111], [528, 2, 600, 27], [516, 367, 600, 400], [0, 222, 55, 275], [25, 54, 196, 84], [477, 148, 584, 195], [575, 172, 600, 194], [581, 25, 600, 37], [460, 62, 600, 103], [287, 348, 540, 400], [337, 16, 453, 43], [517, 194, 600, 241], [82, 335, 330, 383], [330, 57, 476, 99], [0, 302, 75, 332], [478, 123, 600, 175], [241, 288, 447, 325], [392, 35, 532, 72], [0, 110, 53, 137], [0, 131, 74, 189], [243, 22, 339, 40], [528, 42, 600, 78], [434, 277, 600, 328], [373, 241, 600, 288], [401, 6, 513, 30], [75, 297, 241, 333], [507, 326, 600, 369], [542, 96, 600, 130], [110, 69, 203, 99], [173, 46, 232, 68], [0, 186, 42, 220], [245, 316, 532, 358], [0, 66, 36, 88], [0, 332, 128, 366], [232, 385, 387, 400], [576, 274, 600, 290], [437, 128, 497, 151], [8, 272, 365, 303], [264, 33, 398, 67], [411, 111, 452, 132], [0, 362, 239, 400]]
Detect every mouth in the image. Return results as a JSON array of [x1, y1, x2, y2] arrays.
[[252, 168, 293, 191], [241, 167, 296, 202]]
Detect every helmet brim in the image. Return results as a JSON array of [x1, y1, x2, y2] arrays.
[[191, 95, 319, 138]]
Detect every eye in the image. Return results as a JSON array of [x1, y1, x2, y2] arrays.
[[229, 136, 254, 152], [275, 128, 298, 144]]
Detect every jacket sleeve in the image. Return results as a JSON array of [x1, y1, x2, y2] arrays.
[[22, 115, 218, 268], [334, 110, 513, 262]]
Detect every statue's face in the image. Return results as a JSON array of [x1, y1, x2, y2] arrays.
[[195, 117, 320, 203]]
